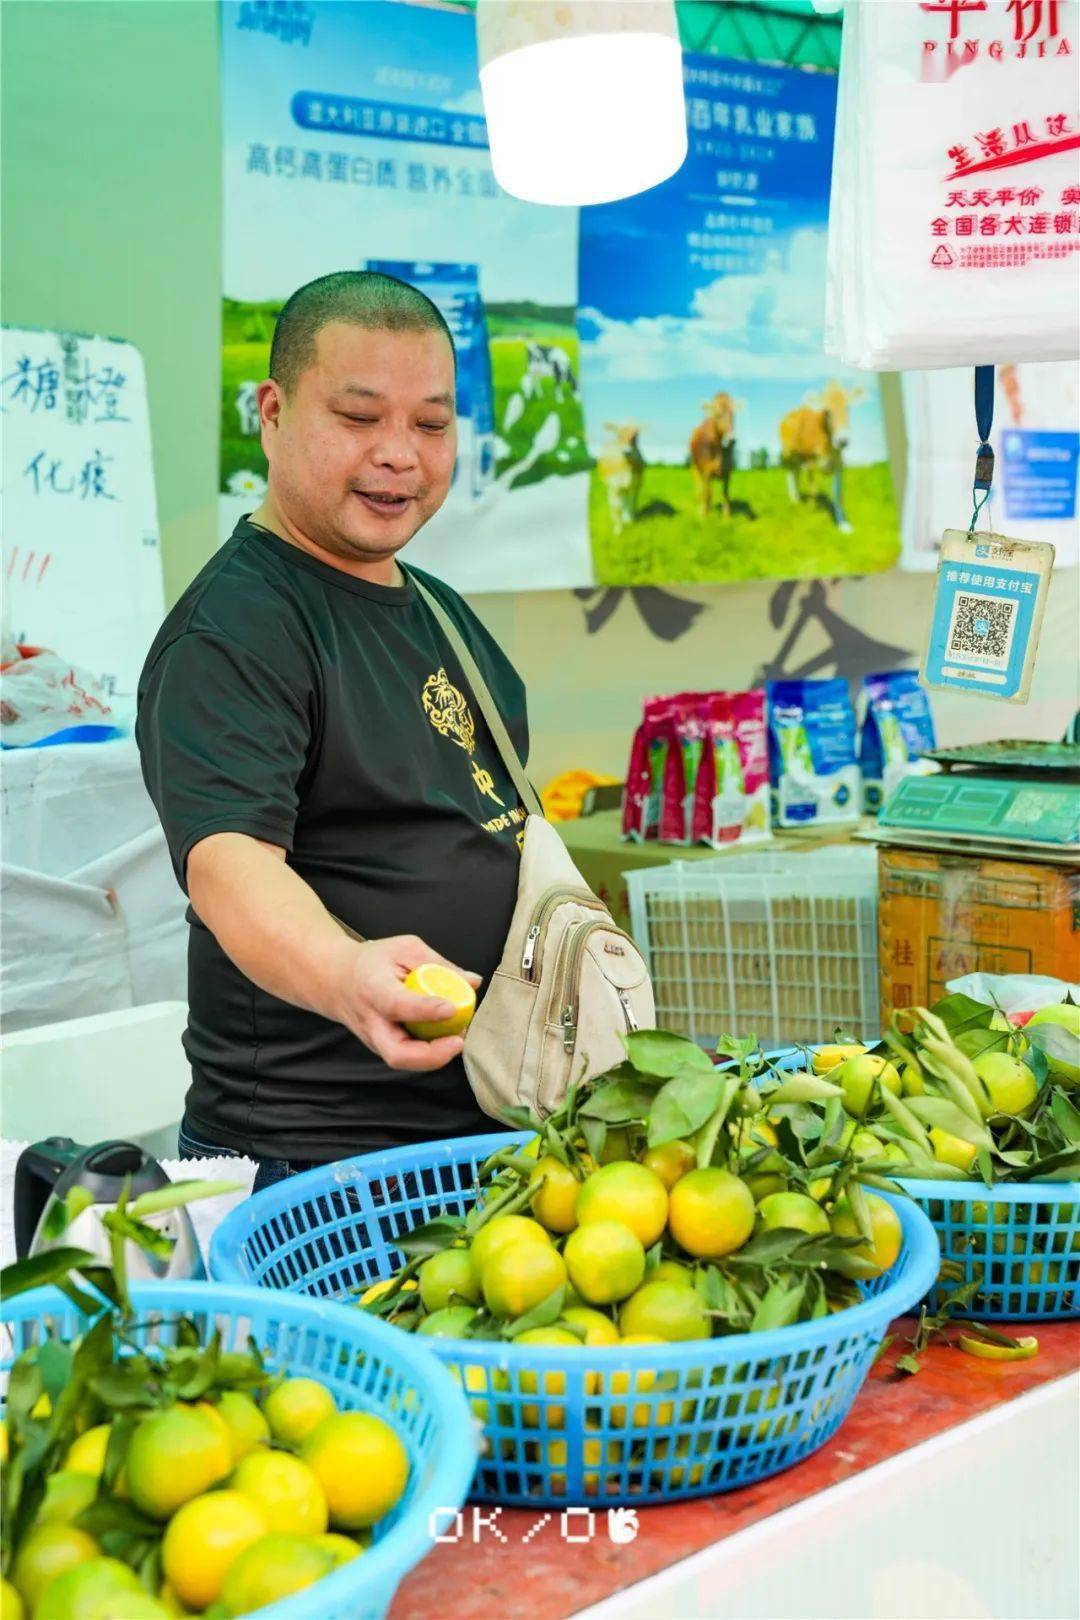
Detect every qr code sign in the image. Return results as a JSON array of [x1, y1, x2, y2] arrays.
[[945, 592, 1017, 670]]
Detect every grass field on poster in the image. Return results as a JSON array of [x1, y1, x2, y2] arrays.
[[589, 460, 900, 585]]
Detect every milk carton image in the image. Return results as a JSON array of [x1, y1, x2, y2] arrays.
[[364, 259, 495, 502]]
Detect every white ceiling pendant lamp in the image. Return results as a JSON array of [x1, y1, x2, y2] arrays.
[[476, 1, 687, 207]]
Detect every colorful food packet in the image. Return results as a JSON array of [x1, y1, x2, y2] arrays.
[[859, 670, 937, 814], [767, 679, 860, 828], [660, 693, 708, 844], [621, 697, 676, 842], [692, 690, 771, 847]]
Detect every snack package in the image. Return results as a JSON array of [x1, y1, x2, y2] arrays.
[[621, 697, 677, 842], [767, 679, 860, 828], [859, 670, 937, 814], [660, 693, 707, 845], [692, 690, 771, 848]]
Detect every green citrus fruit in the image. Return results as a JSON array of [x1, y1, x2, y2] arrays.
[[563, 1220, 644, 1305], [973, 1051, 1039, 1117], [416, 1305, 478, 1337], [468, 1215, 551, 1280], [481, 1239, 567, 1319], [220, 1534, 333, 1616], [756, 1191, 830, 1237], [12, 1526, 98, 1613], [418, 1248, 481, 1311], [618, 1281, 710, 1341], [263, 1377, 337, 1450], [125, 1405, 231, 1520]]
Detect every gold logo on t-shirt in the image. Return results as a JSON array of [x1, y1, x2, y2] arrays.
[[421, 668, 504, 806], [422, 668, 475, 755]]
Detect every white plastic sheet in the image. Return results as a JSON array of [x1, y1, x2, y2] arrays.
[[827, 0, 1080, 369], [0, 740, 186, 1031]]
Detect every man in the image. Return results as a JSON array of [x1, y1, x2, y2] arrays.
[[137, 270, 527, 1190]]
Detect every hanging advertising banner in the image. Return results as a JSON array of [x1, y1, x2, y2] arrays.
[[577, 52, 900, 588], [221, 10, 900, 593], [220, 0, 589, 594]]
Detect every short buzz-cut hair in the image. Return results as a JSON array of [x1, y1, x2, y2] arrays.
[[269, 270, 456, 394]]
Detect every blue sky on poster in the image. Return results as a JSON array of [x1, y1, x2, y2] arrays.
[[577, 55, 888, 467], [221, 0, 577, 305]]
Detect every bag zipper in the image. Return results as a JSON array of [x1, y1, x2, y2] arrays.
[[617, 989, 639, 1032], [555, 918, 639, 1053], [520, 885, 603, 977]]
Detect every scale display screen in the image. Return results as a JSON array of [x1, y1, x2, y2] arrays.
[[880, 773, 1080, 847]]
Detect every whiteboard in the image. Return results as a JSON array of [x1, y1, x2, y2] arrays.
[[1, 326, 164, 695]]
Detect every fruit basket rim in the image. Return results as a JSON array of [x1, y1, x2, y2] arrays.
[[0, 1279, 478, 1618]]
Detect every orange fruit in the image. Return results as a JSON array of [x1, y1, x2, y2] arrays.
[[667, 1168, 755, 1259], [231, 1449, 329, 1536], [161, 1490, 269, 1610], [575, 1162, 669, 1248], [830, 1194, 903, 1279], [301, 1412, 410, 1530], [641, 1140, 696, 1191], [529, 1157, 582, 1233]]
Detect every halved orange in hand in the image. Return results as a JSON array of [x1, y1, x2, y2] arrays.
[[403, 963, 476, 1040]]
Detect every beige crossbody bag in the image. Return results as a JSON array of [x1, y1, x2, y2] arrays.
[[338, 573, 655, 1125]]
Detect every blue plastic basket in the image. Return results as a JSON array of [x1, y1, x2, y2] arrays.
[[761, 1044, 1080, 1321], [892, 1179, 1080, 1320], [211, 1134, 939, 1507], [1, 1281, 477, 1620]]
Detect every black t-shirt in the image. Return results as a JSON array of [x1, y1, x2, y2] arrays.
[[136, 518, 527, 1160]]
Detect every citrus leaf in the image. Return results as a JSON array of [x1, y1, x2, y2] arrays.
[[41, 1186, 96, 1243], [36, 1339, 74, 1402], [77, 1494, 158, 1541], [579, 1116, 607, 1164], [751, 1277, 806, 1332], [623, 1030, 714, 1078], [0, 1247, 102, 1300], [906, 1097, 994, 1148], [395, 1215, 466, 1257], [647, 1069, 723, 1147], [503, 1284, 566, 1338], [1050, 1090, 1080, 1147], [126, 1179, 243, 1220], [579, 1079, 656, 1124]]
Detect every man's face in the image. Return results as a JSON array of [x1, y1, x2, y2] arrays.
[[257, 322, 457, 561]]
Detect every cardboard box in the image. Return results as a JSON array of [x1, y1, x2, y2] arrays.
[[878, 846, 1080, 1018]]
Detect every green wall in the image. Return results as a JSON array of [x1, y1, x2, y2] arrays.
[[2, 0, 222, 606]]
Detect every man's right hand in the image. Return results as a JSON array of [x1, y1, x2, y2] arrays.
[[329, 934, 482, 1073]]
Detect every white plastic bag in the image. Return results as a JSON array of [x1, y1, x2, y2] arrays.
[[827, 0, 1080, 369], [0, 644, 122, 748], [947, 971, 1080, 1014]]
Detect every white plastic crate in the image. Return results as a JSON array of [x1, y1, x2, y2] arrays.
[[627, 847, 880, 1047]]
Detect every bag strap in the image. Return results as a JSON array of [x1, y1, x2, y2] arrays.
[[409, 570, 544, 819]]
